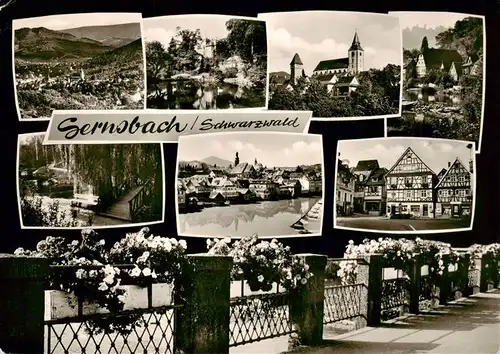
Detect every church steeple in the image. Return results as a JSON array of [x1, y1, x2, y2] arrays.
[[348, 30, 364, 75], [290, 53, 304, 85], [234, 152, 240, 167]]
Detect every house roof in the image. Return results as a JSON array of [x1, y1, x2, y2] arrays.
[[230, 162, 252, 174], [463, 54, 479, 66], [313, 73, 336, 82], [337, 76, 358, 85], [290, 53, 303, 65], [422, 48, 463, 72], [354, 160, 379, 172], [313, 58, 349, 72], [349, 31, 363, 52], [386, 147, 437, 176], [435, 157, 470, 189], [365, 168, 388, 185], [337, 160, 352, 177]]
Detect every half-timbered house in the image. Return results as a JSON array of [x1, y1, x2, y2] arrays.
[[352, 159, 379, 213], [363, 167, 387, 215], [435, 158, 473, 217], [385, 147, 437, 217]]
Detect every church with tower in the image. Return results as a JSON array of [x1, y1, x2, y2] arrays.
[[270, 31, 364, 96]]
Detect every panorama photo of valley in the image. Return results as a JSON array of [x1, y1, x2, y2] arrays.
[[13, 13, 146, 120]]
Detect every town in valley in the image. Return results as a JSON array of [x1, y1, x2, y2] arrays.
[[336, 138, 475, 232]]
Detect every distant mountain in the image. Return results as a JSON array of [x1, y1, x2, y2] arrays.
[[402, 25, 448, 50], [85, 38, 143, 67], [60, 23, 141, 48], [201, 156, 233, 167], [14, 27, 112, 60]]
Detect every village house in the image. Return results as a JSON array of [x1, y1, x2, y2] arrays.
[[351, 159, 380, 213], [336, 159, 355, 216], [211, 176, 239, 199], [363, 167, 387, 215], [177, 179, 187, 209], [415, 48, 463, 82], [281, 179, 302, 198], [248, 179, 280, 200], [435, 158, 473, 218], [385, 147, 437, 218], [461, 54, 481, 76]]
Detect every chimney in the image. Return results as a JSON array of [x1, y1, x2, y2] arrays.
[[448, 162, 451, 168]]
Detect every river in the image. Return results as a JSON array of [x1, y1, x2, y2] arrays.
[[404, 88, 461, 106], [177, 197, 323, 238]]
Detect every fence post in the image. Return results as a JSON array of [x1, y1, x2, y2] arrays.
[[354, 256, 369, 329], [290, 254, 327, 346], [458, 253, 471, 297], [0, 254, 49, 354], [175, 253, 233, 354], [471, 257, 482, 295], [480, 253, 491, 292], [439, 255, 451, 305], [366, 254, 384, 326], [409, 255, 421, 314]]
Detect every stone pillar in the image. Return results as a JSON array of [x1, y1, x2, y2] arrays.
[[0, 254, 49, 354], [471, 257, 482, 295], [354, 256, 370, 329], [366, 254, 384, 326], [409, 255, 421, 314], [175, 254, 233, 354], [458, 253, 471, 297], [480, 254, 491, 292], [290, 254, 327, 346]]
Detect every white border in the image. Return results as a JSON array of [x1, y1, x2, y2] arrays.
[[174, 131, 325, 239], [333, 136, 477, 235], [17, 131, 166, 230], [142, 14, 269, 110], [12, 13, 146, 122], [257, 10, 403, 121], [42, 109, 313, 145], [389, 11, 486, 154]]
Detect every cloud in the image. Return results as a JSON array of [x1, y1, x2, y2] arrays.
[[226, 140, 262, 157], [143, 27, 175, 47], [436, 143, 454, 153]]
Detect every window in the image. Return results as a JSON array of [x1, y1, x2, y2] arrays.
[[411, 205, 420, 212], [438, 190, 442, 196], [459, 190, 466, 197], [451, 176, 457, 182], [421, 190, 427, 198], [406, 191, 412, 199], [459, 176, 465, 182]]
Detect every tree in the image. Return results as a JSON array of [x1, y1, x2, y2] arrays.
[[145, 41, 168, 101], [225, 19, 267, 64], [436, 17, 483, 59], [420, 36, 429, 53]]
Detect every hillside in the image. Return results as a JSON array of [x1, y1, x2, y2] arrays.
[[84, 38, 143, 67], [201, 156, 233, 167], [60, 23, 141, 48], [15, 27, 112, 60]]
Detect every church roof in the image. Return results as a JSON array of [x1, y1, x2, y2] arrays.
[[421, 48, 463, 71], [313, 73, 336, 82], [336, 76, 358, 85], [349, 31, 364, 51], [290, 53, 303, 65], [230, 162, 251, 174], [314, 58, 349, 71]]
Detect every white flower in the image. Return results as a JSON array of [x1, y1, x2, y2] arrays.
[[300, 278, 307, 285], [14, 248, 24, 255], [223, 237, 231, 244], [98, 282, 109, 291], [257, 275, 264, 282], [117, 295, 126, 303], [75, 269, 86, 279], [103, 274, 114, 285], [89, 270, 98, 278], [99, 239, 105, 246], [304, 264, 310, 271], [142, 268, 152, 277], [151, 270, 157, 279], [179, 240, 187, 249], [130, 267, 141, 277], [71, 240, 79, 246]]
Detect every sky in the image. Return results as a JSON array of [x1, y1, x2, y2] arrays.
[[13, 13, 142, 30], [337, 138, 474, 174], [178, 133, 323, 167], [143, 15, 263, 49], [392, 12, 478, 30], [258, 11, 401, 74]]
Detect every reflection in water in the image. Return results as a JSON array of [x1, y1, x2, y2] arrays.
[[178, 197, 322, 237], [404, 88, 461, 106]]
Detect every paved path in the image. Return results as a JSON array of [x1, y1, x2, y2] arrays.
[[287, 290, 500, 354]]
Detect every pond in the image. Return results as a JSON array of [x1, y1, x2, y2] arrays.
[[404, 88, 461, 106]]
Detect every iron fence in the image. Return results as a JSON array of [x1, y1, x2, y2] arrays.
[[419, 275, 435, 305], [228, 292, 295, 347], [45, 305, 182, 354], [381, 277, 409, 320], [323, 283, 364, 324]]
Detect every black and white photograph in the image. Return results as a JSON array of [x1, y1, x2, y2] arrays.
[[259, 11, 402, 119], [143, 15, 268, 110], [13, 13, 146, 120], [175, 132, 324, 238], [335, 137, 475, 233], [388, 12, 485, 152], [17, 133, 164, 228]]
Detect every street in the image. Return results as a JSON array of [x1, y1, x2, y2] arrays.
[[336, 216, 472, 231]]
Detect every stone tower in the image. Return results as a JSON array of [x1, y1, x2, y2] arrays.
[[348, 31, 364, 75], [290, 53, 304, 85], [235, 152, 240, 167]]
